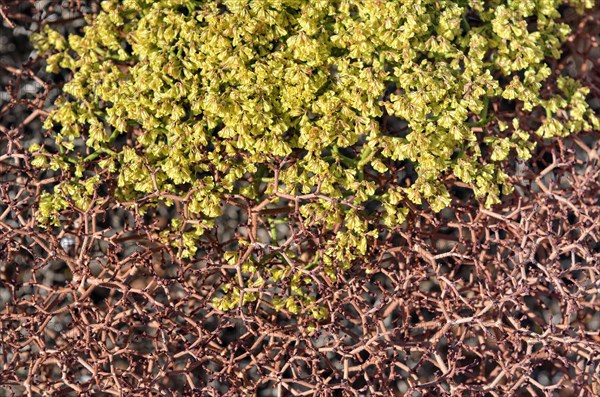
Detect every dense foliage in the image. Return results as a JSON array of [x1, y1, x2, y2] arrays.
[[32, 0, 598, 315]]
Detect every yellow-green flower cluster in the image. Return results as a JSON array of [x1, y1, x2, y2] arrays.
[[31, 0, 598, 315]]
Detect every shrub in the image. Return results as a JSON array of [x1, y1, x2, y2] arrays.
[[32, 0, 598, 316]]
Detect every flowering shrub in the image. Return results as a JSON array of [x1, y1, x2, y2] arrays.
[[32, 0, 598, 315]]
